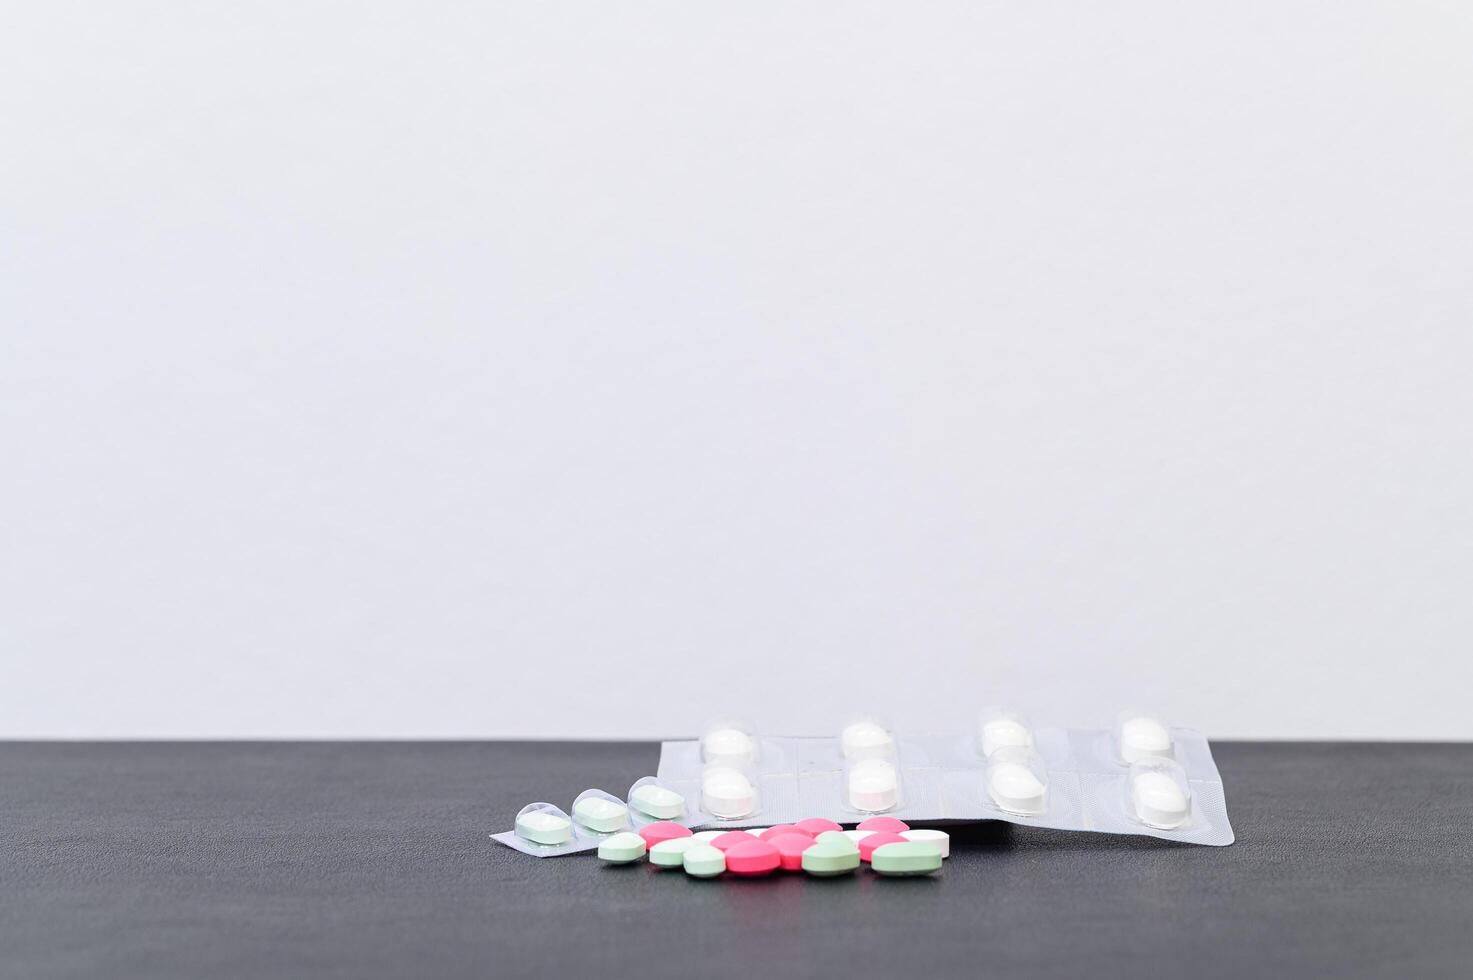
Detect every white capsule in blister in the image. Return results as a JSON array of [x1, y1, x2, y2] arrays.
[[702, 765, 758, 819], [839, 717, 895, 759], [987, 747, 1048, 816], [975, 708, 1034, 758], [1129, 760, 1192, 829], [1115, 712, 1174, 764], [846, 757, 900, 813], [701, 719, 758, 766]]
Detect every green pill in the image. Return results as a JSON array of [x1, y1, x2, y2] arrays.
[[870, 841, 943, 876], [649, 837, 701, 868], [802, 841, 861, 876], [682, 843, 727, 878], [813, 831, 859, 852], [597, 832, 647, 864]]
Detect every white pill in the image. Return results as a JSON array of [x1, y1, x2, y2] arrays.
[[1119, 716, 1174, 764], [702, 767, 757, 818], [1131, 770, 1191, 829], [702, 727, 757, 765], [691, 830, 725, 843], [989, 761, 1047, 815], [847, 758, 899, 812], [980, 717, 1034, 758], [515, 810, 573, 845], [840, 720, 895, 758], [843, 829, 874, 845], [629, 784, 685, 820], [900, 828, 950, 858]]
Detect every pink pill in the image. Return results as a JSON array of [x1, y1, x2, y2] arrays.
[[856, 816, 910, 834], [794, 817, 843, 835], [724, 838, 782, 876], [638, 821, 693, 849], [759, 824, 813, 842], [857, 831, 908, 862], [767, 832, 814, 871], [711, 831, 757, 852]]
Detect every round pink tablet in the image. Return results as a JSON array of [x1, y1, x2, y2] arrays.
[[724, 838, 782, 876], [638, 821, 693, 849], [856, 816, 910, 834], [857, 831, 908, 862], [767, 832, 814, 871], [794, 817, 843, 835], [711, 831, 757, 852], [758, 824, 813, 842]]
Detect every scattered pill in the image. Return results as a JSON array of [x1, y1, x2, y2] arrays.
[[629, 784, 685, 820], [857, 831, 908, 862], [795, 817, 843, 836], [638, 821, 693, 849], [813, 830, 859, 851], [597, 831, 647, 864], [744, 828, 768, 837], [840, 720, 895, 758], [683, 843, 727, 878], [691, 830, 725, 843], [767, 833, 814, 871], [702, 767, 757, 819], [710, 831, 758, 852], [1118, 715, 1174, 764], [843, 829, 874, 845], [847, 758, 899, 812], [649, 836, 702, 868], [702, 726, 758, 765], [573, 794, 630, 833], [515, 809, 573, 846], [1131, 769, 1191, 829], [979, 716, 1034, 758], [724, 838, 782, 876], [802, 840, 861, 876], [988, 759, 1047, 815], [871, 841, 943, 876], [899, 829, 949, 858], [759, 825, 813, 842], [856, 816, 910, 834]]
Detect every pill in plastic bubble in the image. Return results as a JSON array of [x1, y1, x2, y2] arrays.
[[988, 748, 1048, 816], [802, 840, 861, 876], [724, 838, 782, 876], [702, 767, 757, 819], [701, 723, 758, 765], [795, 817, 842, 836], [840, 719, 895, 758], [871, 841, 943, 876], [649, 836, 702, 868], [843, 829, 874, 845], [856, 815, 910, 834], [846, 758, 899, 812], [813, 830, 859, 851], [857, 831, 908, 862], [978, 713, 1034, 758], [683, 843, 727, 877], [759, 825, 813, 842], [597, 831, 647, 864], [572, 791, 630, 833], [1117, 714, 1174, 764], [710, 831, 757, 852], [638, 821, 693, 849], [515, 807, 573, 846], [768, 833, 815, 871], [629, 783, 685, 820], [1130, 764, 1192, 829], [900, 828, 950, 858]]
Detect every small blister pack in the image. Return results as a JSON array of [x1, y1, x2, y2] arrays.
[[491, 777, 714, 857], [653, 713, 1235, 846]]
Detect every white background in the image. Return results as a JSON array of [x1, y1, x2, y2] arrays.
[[3, 2, 1470, 739]]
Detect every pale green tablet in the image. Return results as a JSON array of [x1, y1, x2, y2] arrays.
[[574, 796, 630, 833], [515, 810, 573, 846], [682, 843, 727, 878], [870, 841, 943, 876], [649, 836, 702, 868], [597, 831, 647, 864], [629, 784, 685, 820], [802, 840, 860, 876], [813, 830, 859, 851]]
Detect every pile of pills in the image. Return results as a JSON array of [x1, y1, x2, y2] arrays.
[[600, 814, 948, 879]]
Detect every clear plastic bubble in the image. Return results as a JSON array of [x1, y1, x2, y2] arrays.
[[986, 745, 1049, 816]]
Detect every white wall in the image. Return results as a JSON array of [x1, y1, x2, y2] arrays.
[[3, 2, 1470, 739]]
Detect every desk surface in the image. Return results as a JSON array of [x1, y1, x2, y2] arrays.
[[2, 741, 1469, 979]]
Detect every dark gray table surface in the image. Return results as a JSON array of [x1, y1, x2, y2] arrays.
[[2, 741, 1470, 979]]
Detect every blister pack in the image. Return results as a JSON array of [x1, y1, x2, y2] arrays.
[[491, 777, 714, 857], [654, 714, 1235, 846]]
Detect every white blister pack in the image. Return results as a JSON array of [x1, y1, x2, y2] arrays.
[[655, 713, 1235, 846]]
